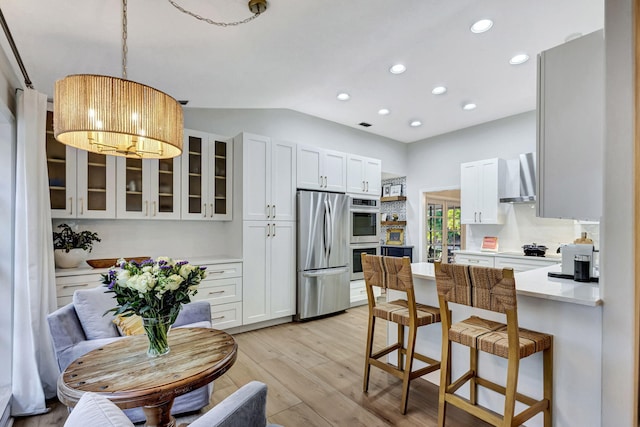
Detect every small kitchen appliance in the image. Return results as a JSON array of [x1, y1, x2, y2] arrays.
[[522, 243, 548, 257], [574, 254, 591, 282], [561, 244, 594, 277]]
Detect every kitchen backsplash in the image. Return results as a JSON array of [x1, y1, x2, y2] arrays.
[[465, 203, 600, 255]]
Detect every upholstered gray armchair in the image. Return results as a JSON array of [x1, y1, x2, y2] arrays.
[[47, 286, 213, 423], [63, 381, 281, 427]]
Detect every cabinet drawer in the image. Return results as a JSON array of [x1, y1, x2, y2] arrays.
[[494, 256, 560, 272], [56, 274, 103, 297], [454, 254, 495, 267], [198, 262, 242, 281], [210, 302, 242, 329], [194, 278, 242, 306]]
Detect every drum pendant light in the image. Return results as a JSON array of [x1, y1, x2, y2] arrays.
[[53, 0, 183, 159]]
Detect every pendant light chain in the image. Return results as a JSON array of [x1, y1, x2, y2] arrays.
[[167, 0, 264, 27], [122, 0, 128, 79]]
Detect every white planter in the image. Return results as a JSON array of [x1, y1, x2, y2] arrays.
[[54, 248, 89, 269]]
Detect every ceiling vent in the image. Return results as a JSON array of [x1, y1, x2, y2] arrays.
[[358, 122, 372, 127], [178, 100, 189, 105]]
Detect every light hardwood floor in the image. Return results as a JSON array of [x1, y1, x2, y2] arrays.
[[14, 305, 490, 426]]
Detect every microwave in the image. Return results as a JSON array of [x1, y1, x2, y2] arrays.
[[350, 243, 380, 280], [350, 197, 380, 244]]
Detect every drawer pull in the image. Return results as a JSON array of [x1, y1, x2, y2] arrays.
[[62, 283, 89, 289], [360, 290, 366, 293], [208, 270, 226, 274], [212, 315, 226, 320], [468, 260, 480, 264], [208, 290, 225, 295]]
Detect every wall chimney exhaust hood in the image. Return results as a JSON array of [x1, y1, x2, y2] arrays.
[[500, 152, 536, 203]]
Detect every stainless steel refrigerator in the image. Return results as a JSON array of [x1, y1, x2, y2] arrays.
[[296, 190, 350, 320]]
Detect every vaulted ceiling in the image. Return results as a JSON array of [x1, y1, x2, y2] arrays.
[[1, 0, 603, 143]]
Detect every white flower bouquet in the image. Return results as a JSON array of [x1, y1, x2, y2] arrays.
[[101, 256, 207, 321]]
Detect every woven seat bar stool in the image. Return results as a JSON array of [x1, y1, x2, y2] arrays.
[[361, 254, 442, 414], [434, 262, 553, 427]]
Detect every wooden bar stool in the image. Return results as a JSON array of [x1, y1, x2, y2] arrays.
[[434, 262, 553, 427], [361, 254, 441, 414]]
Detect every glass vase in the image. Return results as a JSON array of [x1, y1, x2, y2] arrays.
[[142, 315, 173, 357]]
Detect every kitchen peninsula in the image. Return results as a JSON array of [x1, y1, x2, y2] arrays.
[[388, 262, 602, 427]]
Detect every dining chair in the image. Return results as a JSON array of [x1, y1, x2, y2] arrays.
[[434, 261, 553, 427], [361, 254, 441, 414]]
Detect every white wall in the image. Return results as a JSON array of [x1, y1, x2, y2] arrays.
[[404, 111, 579, 257], [601, 0, 635, 424], [184, 108, 407, 176]]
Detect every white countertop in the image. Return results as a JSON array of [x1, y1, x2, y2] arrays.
[[55, 255, 242, 277], [410, 262, 601, 307]]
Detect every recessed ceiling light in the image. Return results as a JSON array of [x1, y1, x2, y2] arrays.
[[431, 86, 447, 95], [462, 103, 477, 111], [509, 54, 529, 65], [336, 92, 350, 101], [390, 64, 406, 74], [470, 19, 493, 34], [378, 108, 390, 116], [409, 120, 422, 127]]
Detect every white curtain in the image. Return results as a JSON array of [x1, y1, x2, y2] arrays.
[[11, 89, 58, 415]]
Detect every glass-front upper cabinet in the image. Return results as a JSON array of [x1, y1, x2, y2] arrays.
[[116, 156, 181, 219], [181, 129, 232, 220], [46, 111, 116, 218]]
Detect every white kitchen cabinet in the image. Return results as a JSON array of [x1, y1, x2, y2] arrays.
[[116, 157, 181, 219], [55, 270, 105, 309], [494, 256, 560, 273], [239, 133, 296, 221], [537, 30, 604, 221], [242, 221, 296, 325], [181, 129, 232, 220], [460, 158, 506, 224], [346, 154, 382, 196], [192, 262, 243, 329], [453, 252, 495, 267], [297, 145, 346, 192]]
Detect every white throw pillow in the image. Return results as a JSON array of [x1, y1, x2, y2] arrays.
[[64, 392, 134, 427], [73, 287, 119, 340]]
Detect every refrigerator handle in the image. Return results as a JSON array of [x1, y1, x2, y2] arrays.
[[302, 267, 349, 277], [323, 199, 330, 261], [326, 198, 333, 259]]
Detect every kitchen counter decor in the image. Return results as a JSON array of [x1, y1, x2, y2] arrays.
[[53, 223, 101, 268], [101, 257, 207, 357]]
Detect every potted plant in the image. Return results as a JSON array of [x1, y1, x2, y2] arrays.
[[53, 223, 101, 268]]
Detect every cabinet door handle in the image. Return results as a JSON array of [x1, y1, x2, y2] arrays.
[[272, 205, 276, 219], [153, 201, 157, 216], [203, 203, 206, 218], [324, 176, 328, 187], [474, 212, 477, 223], [68, 197, 73, 215], [145, 201, 149, 216], [479, 212, 482, 223], [79, 197, 83, 215], [208, 290, 225, 295], [62, 283, 89, 289], [210, 203, 214, 217], [212, 315, 226, 321], [266, 204, 270, 219], [272, 223, 276, 237], [267, 224, 271, 237], [366, 181, 369, 192], [362, 180, 365, 191]]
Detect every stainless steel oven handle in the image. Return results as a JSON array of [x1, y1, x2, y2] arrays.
[[302, 267, 349, 277]]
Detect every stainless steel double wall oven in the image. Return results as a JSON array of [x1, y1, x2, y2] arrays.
[[349, 197, 380, 280]]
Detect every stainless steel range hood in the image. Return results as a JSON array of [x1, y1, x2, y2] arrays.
[[499, 153, 536, 203]]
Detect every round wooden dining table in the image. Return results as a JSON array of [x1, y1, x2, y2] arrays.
[[57, 327, 237, 427]]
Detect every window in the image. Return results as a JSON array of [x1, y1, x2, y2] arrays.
[[424, 190, 464, 263]]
